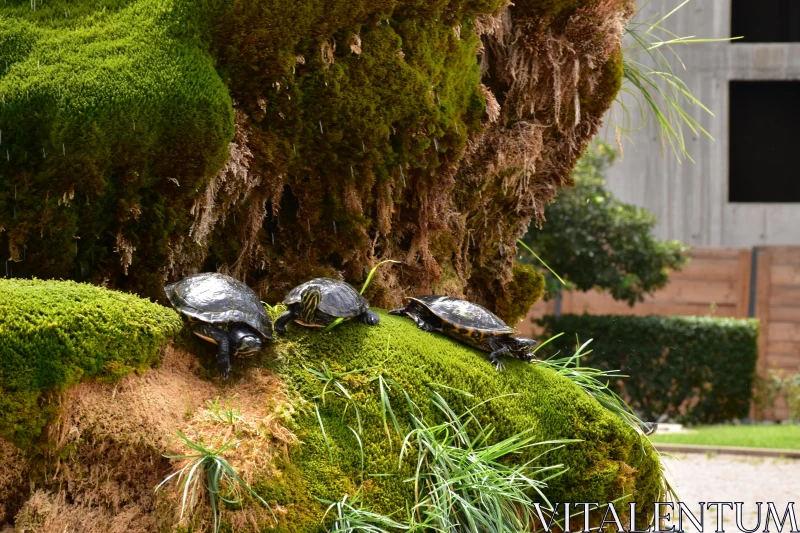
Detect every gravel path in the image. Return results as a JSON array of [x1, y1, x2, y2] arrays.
[[661, 453, 800, 532]]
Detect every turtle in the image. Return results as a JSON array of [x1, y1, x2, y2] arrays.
[[389, 295, 537, 371], [274, 277, 380, 333], [165, 272, 273, 380]]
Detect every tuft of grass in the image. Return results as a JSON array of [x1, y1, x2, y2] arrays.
[[323, 491, 409, 533], [532, 334, 649, 437], [615, 0, 738, 162], [156, 431, 275, 533], [399, 390, 573, 533], [203, 396, 243, 426]]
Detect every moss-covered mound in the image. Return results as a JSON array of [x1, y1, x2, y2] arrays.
[[0, 278, 182, 447], [1, 0, 630, 319], [0, 280, 661, 531], [267, 311, 661, 530], [0, 0, 233, 296]]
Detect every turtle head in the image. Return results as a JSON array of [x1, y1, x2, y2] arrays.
[[300, 286, 322, 323], [507, 336, 538, 362], [231, 327, 263, 357]]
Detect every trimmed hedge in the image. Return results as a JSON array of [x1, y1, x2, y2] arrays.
[[0, 279, 182, 447], [537, 314, 759, 425]]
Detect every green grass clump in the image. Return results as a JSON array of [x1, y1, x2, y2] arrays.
[[650, 425, 800, 451], [262, 310, 663, 530], [0, 278, 182, 447]]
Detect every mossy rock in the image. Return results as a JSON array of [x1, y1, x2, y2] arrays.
[[0, 278, 183, 448], [261, 312, 662, 530], [0, 280, 662, 531]]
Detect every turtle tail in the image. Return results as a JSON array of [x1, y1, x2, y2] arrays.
[[300, 287, 322, 323]]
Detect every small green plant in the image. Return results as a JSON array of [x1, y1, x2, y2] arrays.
[[322, 491, 409, 533], [783, 374, 800, 423], [156, 431, 275, 533], [323, 260, 400, 332], [203, 396, 244, 425], [753, 371, 786, 419]]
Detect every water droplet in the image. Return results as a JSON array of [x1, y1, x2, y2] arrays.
[[333, 220, 337, 234], [350, 165, 354, 178], [62, 143, 65, 156], [399, 165, 405, 187], [293, 143, 297, 155], [362, 140, 366, 153], [319, 120, 323, 134]]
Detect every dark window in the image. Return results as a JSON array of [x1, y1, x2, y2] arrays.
[[729, 81, 800, 203], [732, 0, 800, 43]]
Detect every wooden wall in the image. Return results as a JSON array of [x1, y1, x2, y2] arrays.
[[518, 246, 800, 421]]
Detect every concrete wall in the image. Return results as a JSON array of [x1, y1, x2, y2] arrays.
[[602, 0, 800, 246]]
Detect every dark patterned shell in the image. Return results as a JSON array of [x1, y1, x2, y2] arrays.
[[283, 278, 369, 318], [410, 295, 514, 335], [165, 273, 272, 339]]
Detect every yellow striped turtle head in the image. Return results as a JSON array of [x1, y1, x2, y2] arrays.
[[300, 286, 322, 323]]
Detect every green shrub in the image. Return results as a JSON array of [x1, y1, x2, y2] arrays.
[[520, 142, 689, 305], [0, 278, 182, 447], [536, 314, 759, 425]]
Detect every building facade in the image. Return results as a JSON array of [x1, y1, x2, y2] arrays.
[[603, 0, 800, 246]]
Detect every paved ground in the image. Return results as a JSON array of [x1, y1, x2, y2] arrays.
[[661, 453, 800, 532]]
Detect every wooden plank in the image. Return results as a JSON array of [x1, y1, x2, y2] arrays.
[[765, 353, 800, 370], [690, 247, 743, 260], [669, 259, 739, 281], [556, 290, 735, 317], [767, 340, 800, 355], [770, 286, 800, 307], [652, 278, 738, 305], [767, 247, 800, 264], [768, 322, 800, 342], [755, 249, 772, 380], [736, 250, 752, 318], [770, 306, 800, 322], [771, 264, 800, 286]]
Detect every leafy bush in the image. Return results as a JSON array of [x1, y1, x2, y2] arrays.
[[0, 278, 182, 447], [536, 314, 759, 425], [520, 142, 689, 305]]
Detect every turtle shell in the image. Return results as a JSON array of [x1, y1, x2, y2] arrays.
[[410, 295, 515, 336], [283, 278, 369, 318], [165, 272, 272, 339]]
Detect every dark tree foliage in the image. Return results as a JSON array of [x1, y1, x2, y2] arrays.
[[521, 142, 689, 305]]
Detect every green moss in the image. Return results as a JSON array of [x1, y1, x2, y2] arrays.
[[257, 310, 662, 529], [0, 278, 182, 448], [0, 0, 233, 295], [494, 262, 546, 325]]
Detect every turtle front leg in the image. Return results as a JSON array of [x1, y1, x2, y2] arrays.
[[486, 339, 510, 371], [198, 324, 233, 380], [409, 312, 434, 332], [274, 308, 296, 335], [359, 310, 380, 326]]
